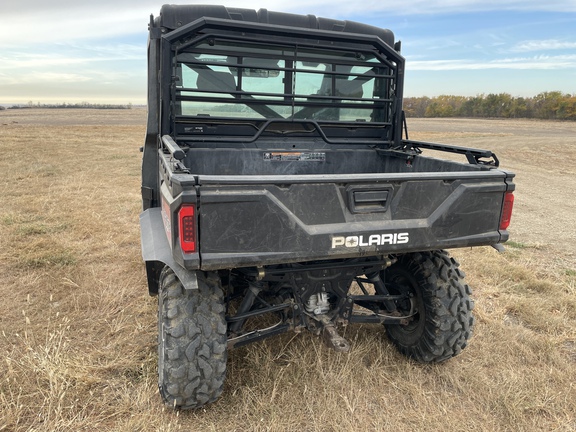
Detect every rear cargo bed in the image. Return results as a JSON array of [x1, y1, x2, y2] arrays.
[[183, 148, 490, 176], [168, 150, 513, 270]]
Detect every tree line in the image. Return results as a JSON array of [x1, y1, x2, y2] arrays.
[[404, 91, 576, 120], [4, 102, 133, 110]]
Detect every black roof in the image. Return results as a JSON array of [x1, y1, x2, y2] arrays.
[[158, 4, 395, 47]]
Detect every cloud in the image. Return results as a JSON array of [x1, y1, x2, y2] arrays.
[[0, 41, 146, 102], [5, 72, 92, 85], [408, 54, 576, 70], [1, 10, 149, 46], [511, 39, 576, 52], [0, 42, 143, 69]]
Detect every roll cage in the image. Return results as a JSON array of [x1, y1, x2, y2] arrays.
[[155, 16, 406, 145]]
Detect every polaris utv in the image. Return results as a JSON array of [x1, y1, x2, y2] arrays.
[[140, 5, 515, 409]]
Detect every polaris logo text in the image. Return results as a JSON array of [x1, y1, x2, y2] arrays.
[[331, 233, 409, 249]]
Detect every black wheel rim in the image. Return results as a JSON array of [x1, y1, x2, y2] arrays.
[[385, 268, 425, 340]]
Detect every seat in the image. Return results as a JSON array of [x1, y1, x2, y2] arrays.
[[196, 69, 236, 92]]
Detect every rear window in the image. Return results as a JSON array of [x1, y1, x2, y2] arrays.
[[174, 39, 393, 124]]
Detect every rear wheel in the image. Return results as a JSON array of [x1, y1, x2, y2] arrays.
[[158, 267, 227, 409], [383, 250, 474, 362]]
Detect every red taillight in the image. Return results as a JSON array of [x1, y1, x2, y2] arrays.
[[178, 204, 196, 253], [500, 192, 514, 230]]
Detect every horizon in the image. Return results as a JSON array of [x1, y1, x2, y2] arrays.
[[2, 1, 575, 105], [2, 91, 574, 109]]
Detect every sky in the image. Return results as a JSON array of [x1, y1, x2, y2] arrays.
[[1, 0, 575, 105]]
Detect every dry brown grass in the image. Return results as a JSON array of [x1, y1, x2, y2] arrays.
[[1, 110, 575, 431]]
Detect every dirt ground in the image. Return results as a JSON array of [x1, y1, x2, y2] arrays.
[[0, 109, 575, 431], [408, 117, 576, 259]]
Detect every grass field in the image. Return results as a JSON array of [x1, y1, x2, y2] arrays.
[[0, 109, 575, 431]]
